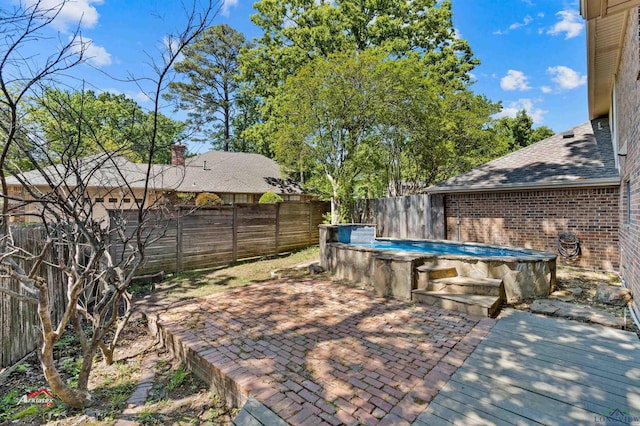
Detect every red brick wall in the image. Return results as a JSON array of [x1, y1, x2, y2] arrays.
[[444, 187, 620, 270], [615, 8, 640, 311]]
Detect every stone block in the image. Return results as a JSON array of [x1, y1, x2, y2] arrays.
[[596, 285, 632, 306]]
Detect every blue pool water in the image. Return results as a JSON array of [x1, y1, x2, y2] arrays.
[[349, 239, 534, 258]]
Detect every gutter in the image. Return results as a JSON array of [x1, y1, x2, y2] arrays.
[[426, 177, 621, 194]]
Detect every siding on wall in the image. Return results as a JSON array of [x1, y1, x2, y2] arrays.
[[444, 187, 620, 270], [615, 8, 640, 310]]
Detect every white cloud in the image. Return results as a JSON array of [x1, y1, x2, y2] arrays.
[[509, 15, 533, 30], [547, 65, 587, 89], [221, 0, 239, 17], [494, 98, 547, 124], [547, 9, 584, 39], [71, 36, 111, 67], [541, 85, 552, 93], [23, 0, 103, 32], [500, 70, 531, 91], [453, 27, 462, 39]]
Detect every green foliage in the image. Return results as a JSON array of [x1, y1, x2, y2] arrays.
[[530, 125, 555, 143], [492, 110, 554, 152], [167, 24, 247, 151], [0, 389, 20, 422], [195, 192, 223, 206], [12, 404, 39, 420], [258, 192, 283, 203], [511, 109, 533, 150], [26, 89, 184, 164], [176, 192, 196, 204], [239, 0, 480, 157], [167, 365, 189, 392], [242, 0, 477, 99], [270, 49, 499, 220]]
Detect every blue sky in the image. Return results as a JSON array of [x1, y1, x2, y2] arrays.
[[10, 0, 588, 152]]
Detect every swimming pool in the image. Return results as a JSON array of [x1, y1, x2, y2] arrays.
[[320, 224, 556, 303], [350, 239, 537, 258]]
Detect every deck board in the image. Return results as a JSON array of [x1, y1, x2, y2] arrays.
[[415, 309, 640, 425]]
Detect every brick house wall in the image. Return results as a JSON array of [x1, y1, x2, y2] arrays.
[[614, 8, 640, 309], [444, 187, 620, 271]]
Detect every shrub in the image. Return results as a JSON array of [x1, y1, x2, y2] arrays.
[[259, 192, 283, 204], [195, 192, 223, 206], [176, 192, 195, 204]]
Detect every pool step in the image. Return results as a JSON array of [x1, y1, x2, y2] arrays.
[[416, 266, 458, 290], [427, 276, 503, 297], [412, 291, 503, 317]]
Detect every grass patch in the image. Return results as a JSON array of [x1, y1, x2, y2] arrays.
[[167, 364, 188, 392], [155, 246, 319, 300]]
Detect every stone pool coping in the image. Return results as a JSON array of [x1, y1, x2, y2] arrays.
[[320, 224, 557, 303]]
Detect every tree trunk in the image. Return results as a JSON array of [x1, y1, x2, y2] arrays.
[[36, 279, 94, 408], [223, 81, 230, 151], [326, 173, 340, 224], [40, 343, 93, 408], [76, 343, 99, 391]]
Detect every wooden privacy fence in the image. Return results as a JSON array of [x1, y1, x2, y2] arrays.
[[359, 194, 445, 240], [112, 202, 330, 275], [1, 226, 66, 368]]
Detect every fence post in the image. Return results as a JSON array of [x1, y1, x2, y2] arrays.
[[176, 207, 183, 273], [309, 202, 314, 245], [275, 203, 280, 255], [232, 204, 238, 262]]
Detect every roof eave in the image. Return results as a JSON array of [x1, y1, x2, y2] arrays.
[[426, 177, 621, 194], [582, 1, 640, 119]]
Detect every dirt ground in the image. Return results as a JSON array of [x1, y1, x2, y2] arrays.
[[0, 314, 235, 425], [510, 266, 639, 335]]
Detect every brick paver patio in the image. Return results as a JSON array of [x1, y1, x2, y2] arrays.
[[141, 278, 495, 425]]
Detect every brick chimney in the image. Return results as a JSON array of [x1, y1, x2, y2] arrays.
[[171, 143, 186, 166]]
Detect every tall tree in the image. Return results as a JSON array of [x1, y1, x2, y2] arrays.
[[230, 82, 264, 153], [493, 110, 554, 152], [240, 0, 478, 150], [0, 0, 215, 408], [27, 89, 185, 164], [167, 24, 245, 151], [272, 51, 390, 223], [511, 109, 533, 150]]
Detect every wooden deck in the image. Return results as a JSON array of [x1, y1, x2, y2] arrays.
[[414, 309, 640, 426]]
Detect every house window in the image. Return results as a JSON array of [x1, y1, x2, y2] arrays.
[[123, 198, 131, 203], [626, 180, 632, 224], [135, 198, 143, 203], [95, 197, 104, 202], [108, 198, 117, 203]]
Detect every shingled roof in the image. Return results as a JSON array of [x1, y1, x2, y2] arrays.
[[428, 118, 619, 193], [7, 151, 304, 195], [176, 151, 303, 194]]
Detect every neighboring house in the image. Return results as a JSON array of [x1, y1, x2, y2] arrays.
[[168, 144, 307, 204], [6, 145, 306, 223], [427, 120, 620, 271], [580, 1, 640, 320]]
